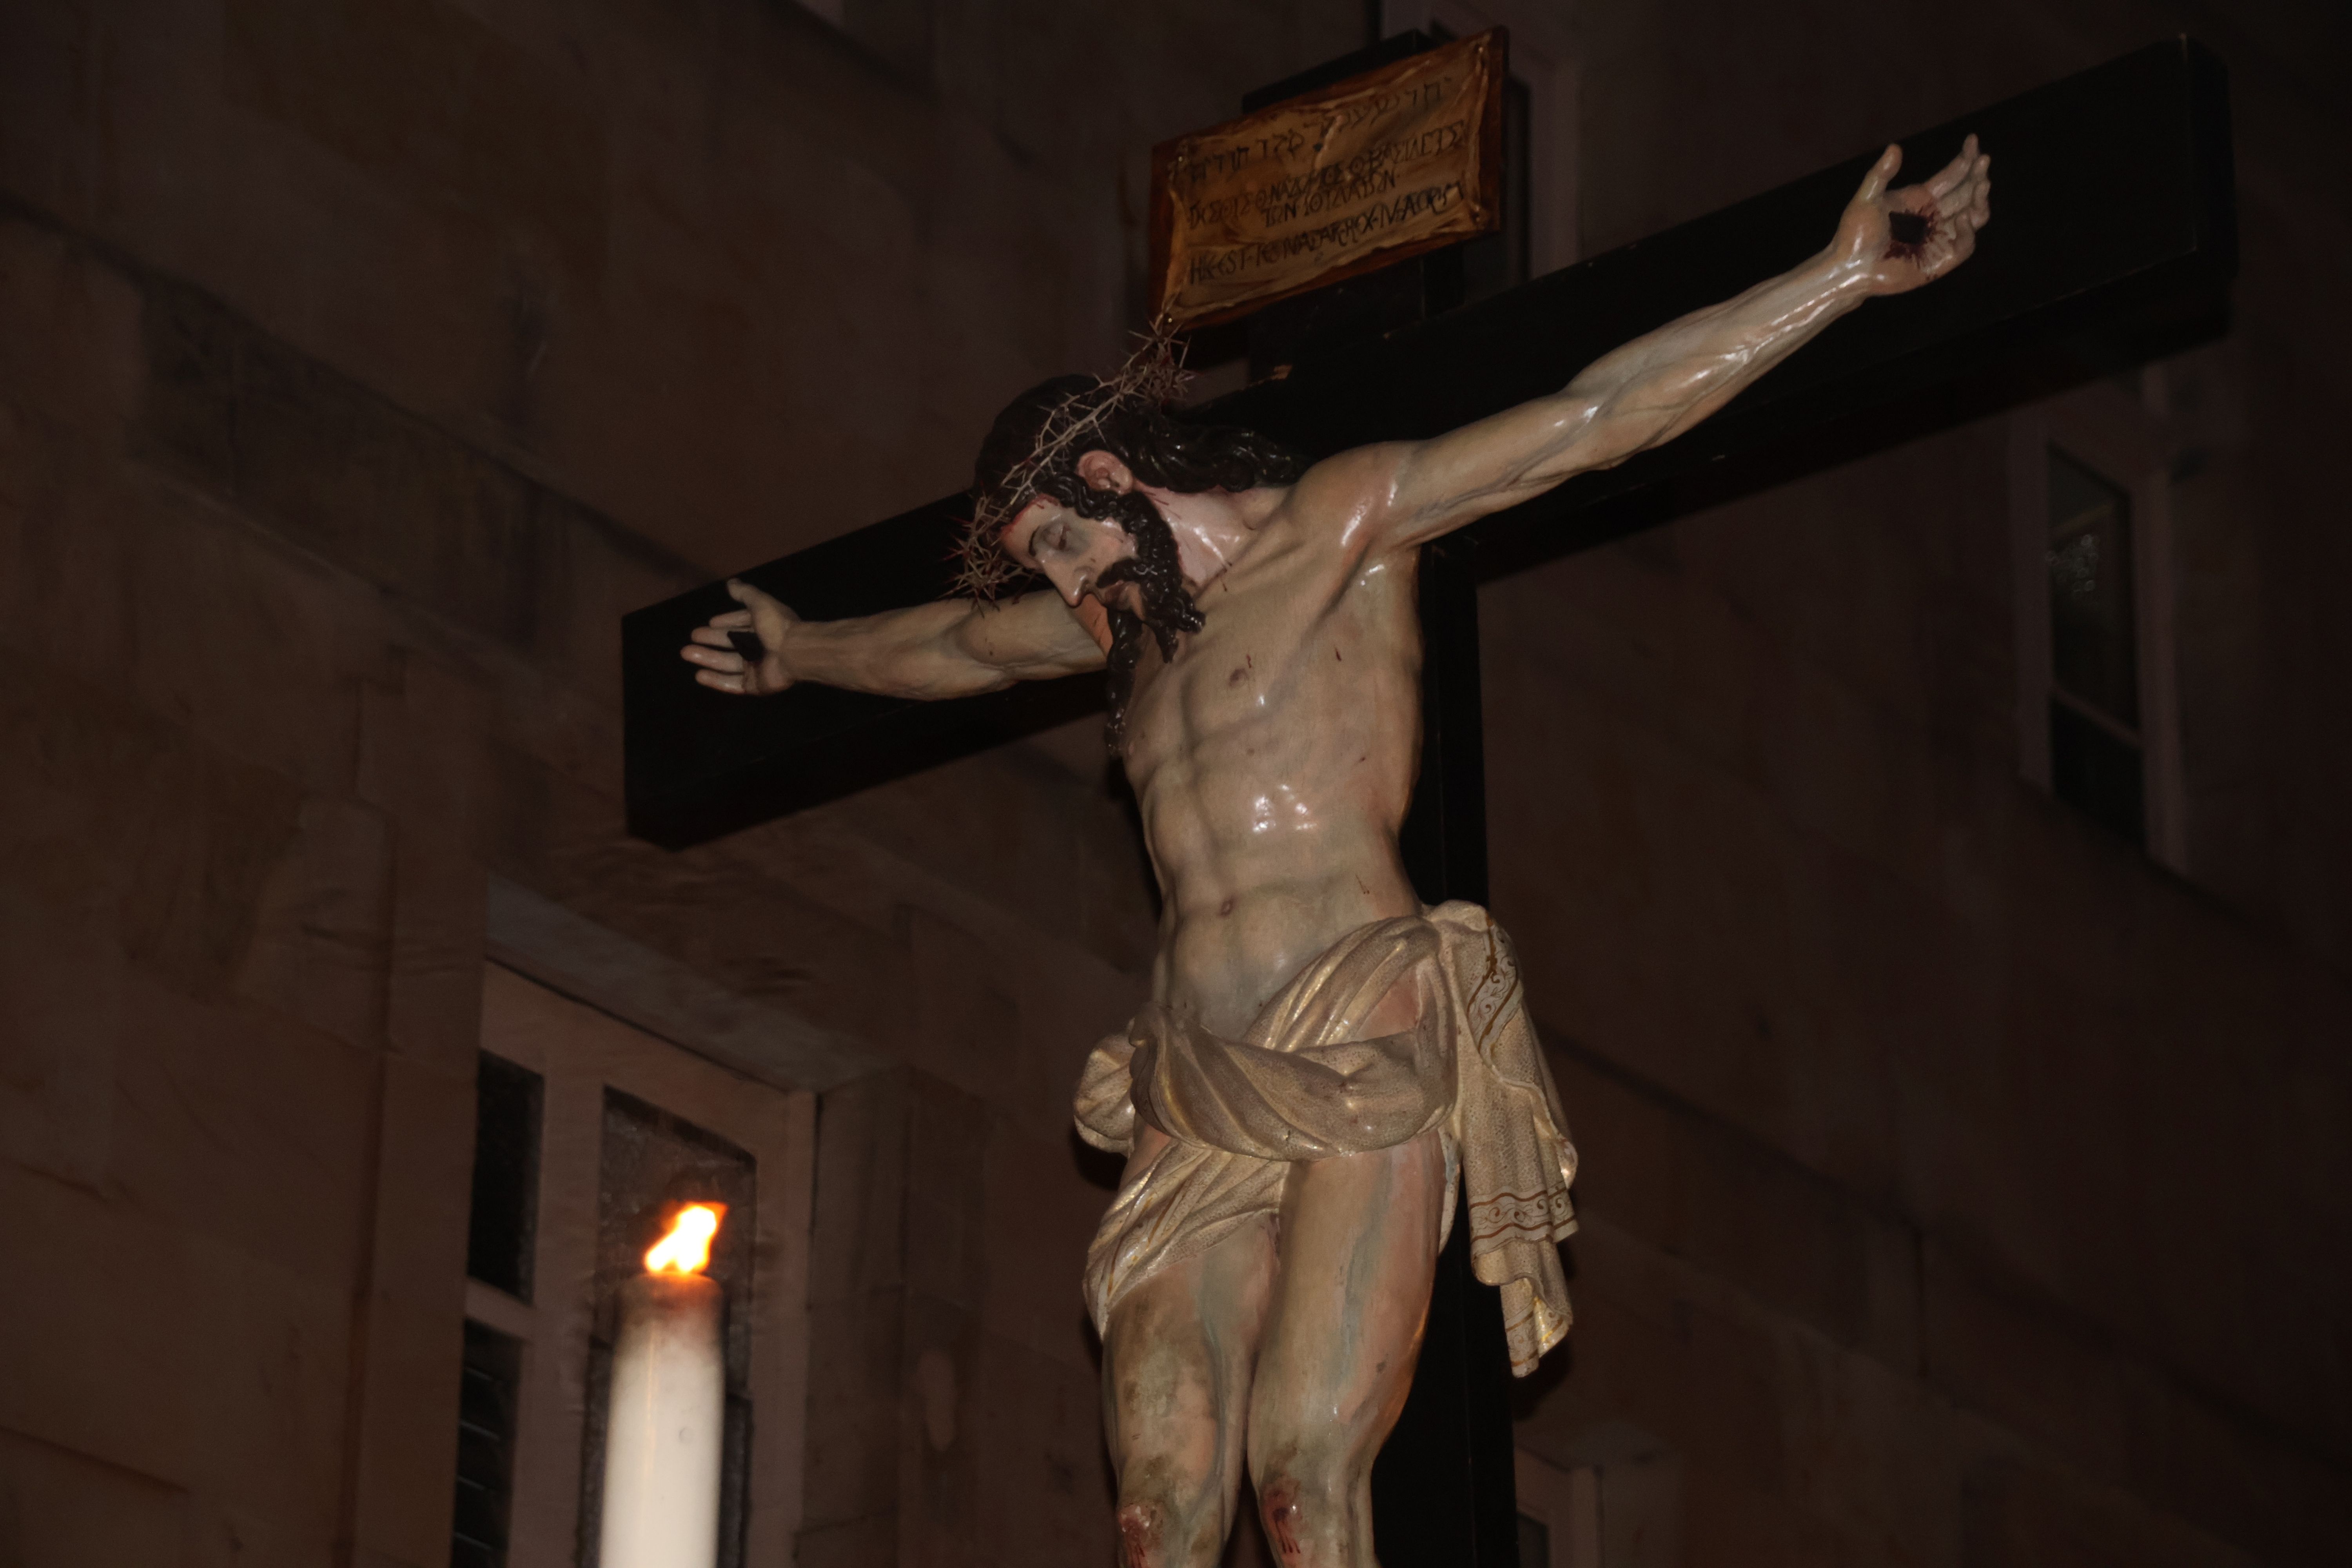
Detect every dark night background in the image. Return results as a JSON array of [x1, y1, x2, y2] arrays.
[[0, 2, 2344, 1566]]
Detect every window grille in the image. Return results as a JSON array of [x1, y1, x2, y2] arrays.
[[451, 1321, 524, 1568]]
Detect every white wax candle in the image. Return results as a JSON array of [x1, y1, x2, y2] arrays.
[[599, 1272, 724, 1568]]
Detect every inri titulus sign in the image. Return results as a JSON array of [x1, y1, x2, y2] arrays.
[[1147, 29, 1506, 329]]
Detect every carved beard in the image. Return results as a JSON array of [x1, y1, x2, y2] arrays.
[[1095, 488, 1203, 756], [1096, 491, 1203, 654]]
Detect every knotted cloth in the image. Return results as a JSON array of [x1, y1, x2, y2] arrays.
[[1074, 901, 1577, 1376]]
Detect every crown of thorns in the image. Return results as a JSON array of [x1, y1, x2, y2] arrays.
[[951, 326, 1191, 600]]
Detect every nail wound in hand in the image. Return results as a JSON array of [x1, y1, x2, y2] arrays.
[[1885, 209, 1932, 262]]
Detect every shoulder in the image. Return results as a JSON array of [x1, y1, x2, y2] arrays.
[[1264, 443, 1414, 560], [1292, 442, 1410, 508]]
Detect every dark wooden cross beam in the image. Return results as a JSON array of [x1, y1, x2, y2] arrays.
[[619, 37, 2232, 1568], [622, 38, 2232, 846]]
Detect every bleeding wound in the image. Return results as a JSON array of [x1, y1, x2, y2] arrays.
[[1885, 209, 1933, 261]]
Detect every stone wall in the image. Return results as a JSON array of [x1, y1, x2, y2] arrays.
[[1490, 1, 2352, 1564], [0, 3, 1353, 1565], [1, 1, 2347, 1566]]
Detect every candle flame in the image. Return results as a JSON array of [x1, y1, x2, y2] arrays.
[[644, 1203, 723, 1275]]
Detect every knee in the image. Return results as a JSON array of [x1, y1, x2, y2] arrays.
[[1114, 1497, 1165, 1568], [1114, 1464, 1226, 1567], [1252, 1452, 1356, 1564]]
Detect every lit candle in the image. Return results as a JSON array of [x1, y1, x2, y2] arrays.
[[599, 1203, 726, 1568]]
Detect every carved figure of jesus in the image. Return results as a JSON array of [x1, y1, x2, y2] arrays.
[[683, 142, 1990, 1568]]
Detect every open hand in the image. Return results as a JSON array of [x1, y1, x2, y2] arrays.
[[1831, 135, 1991, 295], [680, 578, 799, 695]]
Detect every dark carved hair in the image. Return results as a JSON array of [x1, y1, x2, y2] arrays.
[[973, 375, 1309, 753]]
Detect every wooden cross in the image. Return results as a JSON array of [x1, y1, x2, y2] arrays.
[[620, 38, 2232, 1567]]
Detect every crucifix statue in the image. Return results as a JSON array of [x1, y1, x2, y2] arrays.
[[679, 136, 1990, 1565], [624, 34, 2229, 1568]]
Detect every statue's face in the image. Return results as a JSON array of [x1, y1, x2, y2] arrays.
[[1003, 496, 1142, 613]]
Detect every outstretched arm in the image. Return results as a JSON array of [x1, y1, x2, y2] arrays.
[[1374, 138, 1992, 549], [681, 578, 1107, 700]]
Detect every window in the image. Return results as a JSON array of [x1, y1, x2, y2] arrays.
[[453, 1054, 543, 1568], [2045, 449, 2144, 840], [1514, 1436, 1681, 1567], [2009, 375, 2186, 869], [1516, 1506, 1553, 1568], [451, 1321, 525, 1568], [465, 1053, 543, 1302], [575, 1089, 760, 1568], [452, 965, 817, 1568]]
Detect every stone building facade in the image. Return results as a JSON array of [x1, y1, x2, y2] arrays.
[[0, 2, 2343, 1567]]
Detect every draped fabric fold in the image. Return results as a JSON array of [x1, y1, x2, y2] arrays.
[[1074, 901, 1579, 1377]]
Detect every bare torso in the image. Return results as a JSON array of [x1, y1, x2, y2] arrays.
[[1118, 499, 1425, 1038]]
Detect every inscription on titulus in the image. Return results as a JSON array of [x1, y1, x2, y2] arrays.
[[1148, 31, 1506, 330]]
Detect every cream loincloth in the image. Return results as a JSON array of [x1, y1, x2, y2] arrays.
[[1073, 902, 1578, 1377]]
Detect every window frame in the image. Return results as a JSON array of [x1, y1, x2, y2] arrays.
[[1513, 1447, 1601, 1567], [462, 963, 817, 1568], [2008, 373, 2187, 871]]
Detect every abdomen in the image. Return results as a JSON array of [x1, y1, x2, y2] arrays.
[[1126, 615, 1425, 1034]]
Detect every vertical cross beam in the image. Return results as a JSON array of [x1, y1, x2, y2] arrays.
[[1234, 37, 1524, 1563], [1378, 531, 1521, 1568]]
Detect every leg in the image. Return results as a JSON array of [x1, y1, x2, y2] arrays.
[[1102, 1163, 1279, 1568], [1247, 1129, 1448, 1568]]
